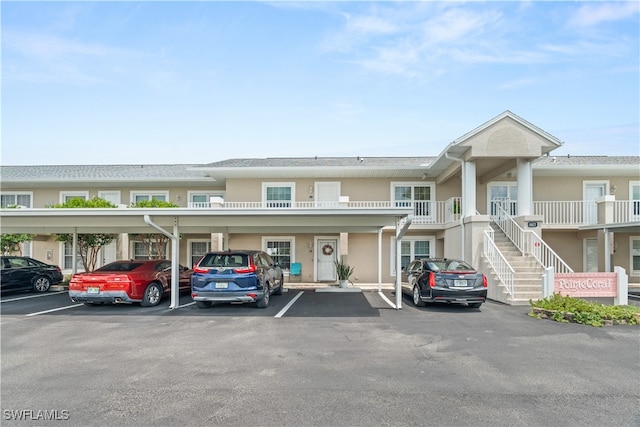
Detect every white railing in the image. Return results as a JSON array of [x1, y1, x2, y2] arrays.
[[533, 200, 594, 225], [614, 200, 640, 223], [187, 198, 464, 225], [494, 202, 573, 273], [483, 228, 515, 297]]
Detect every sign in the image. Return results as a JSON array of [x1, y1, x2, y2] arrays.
[[527, 221, 538, 227], [554, 272, 617, 298]]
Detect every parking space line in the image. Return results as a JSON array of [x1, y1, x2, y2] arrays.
[[25, 304, 84, 317], [378, 291, 396, 309], [177, 301, 195, 308], [275, 291, 304, 318], [1, 291, 66, 303]]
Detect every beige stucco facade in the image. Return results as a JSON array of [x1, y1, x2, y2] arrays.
[[2, 112, 639, 297]]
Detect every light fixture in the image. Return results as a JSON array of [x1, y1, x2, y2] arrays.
[[610, 185, 617, 195], [421, 173, 428, 180]]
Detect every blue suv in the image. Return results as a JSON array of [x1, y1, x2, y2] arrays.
[[191, 250, 284, 308]]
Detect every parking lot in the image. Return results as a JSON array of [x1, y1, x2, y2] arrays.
[[1, 288, 639, 426]]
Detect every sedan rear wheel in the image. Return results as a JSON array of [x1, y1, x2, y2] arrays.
[[33, 276, 51, 293], [141, 282, 163, 307], [412, 285, 426, 307], [257, 283, 270, 308]]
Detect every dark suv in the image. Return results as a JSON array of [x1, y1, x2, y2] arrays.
[[191, 250, 284, 309]]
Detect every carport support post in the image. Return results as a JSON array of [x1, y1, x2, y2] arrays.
[[72, 229, 78, 275], [143, 215, 180, 310], [377, 228, 382, 292]]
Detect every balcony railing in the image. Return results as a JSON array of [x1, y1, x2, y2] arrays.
[[188, 197, 463, 225]]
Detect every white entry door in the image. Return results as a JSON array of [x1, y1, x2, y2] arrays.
[[316, 238, 337, 281], [584, 238, 598, 272], [101, 241, 117, 267], [584, 182, 606, 224], [315, 182, 340, 208]]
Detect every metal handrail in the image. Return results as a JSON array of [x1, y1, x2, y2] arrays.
[[483, 228, 515, 296]]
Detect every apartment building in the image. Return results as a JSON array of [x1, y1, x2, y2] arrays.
[[2, 111, 639, 304]]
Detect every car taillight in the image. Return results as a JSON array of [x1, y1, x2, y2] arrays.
[[482, 274, 488, 288], [234, 264, 257, 274], [428, 274, 436, 288], [193, 266, 209, 273]]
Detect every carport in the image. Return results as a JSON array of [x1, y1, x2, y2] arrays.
[[0, 207, 413, 309]]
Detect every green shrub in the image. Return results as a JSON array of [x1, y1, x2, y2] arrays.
[[529, 293, 640, 327]]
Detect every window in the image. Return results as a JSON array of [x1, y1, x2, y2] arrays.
[[390, 236, 434, 274], [188, 192, 224, 208], [1, 192, 32, 208], [263, 237, 293, 270], [132, 241, 166, 260], [98, 191, 121, 205], [63, 242, 84, 271], [130, 191, 168, 204], [631, 237, 640, 277], [392, 182, 434, 218], [189, 240, 210, 267], [488, 183, 517, 217], [60, 191, 89, 204], [263, 183, 294, 208]]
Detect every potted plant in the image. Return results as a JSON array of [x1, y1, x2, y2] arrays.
[[335, 259, 355, 288]]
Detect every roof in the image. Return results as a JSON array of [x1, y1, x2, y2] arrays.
[[198, 156, 434, 168]]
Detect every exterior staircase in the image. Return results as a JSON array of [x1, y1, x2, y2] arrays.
[[483, 227, 545, 305]]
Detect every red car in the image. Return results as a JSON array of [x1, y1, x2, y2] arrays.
[[69, 260, 192, 307]]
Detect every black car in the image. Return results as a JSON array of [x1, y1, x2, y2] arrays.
[[1, 256, 64, 293], [401, 258, 487, 308], [191, 250, 284, 308]]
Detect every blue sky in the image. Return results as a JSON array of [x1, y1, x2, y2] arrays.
[[2, 1, 639, 166]]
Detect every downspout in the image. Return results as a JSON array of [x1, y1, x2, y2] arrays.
[[445, 152, 465, 259], [144, 215, 180, 309], [395, 214, 413, 310]]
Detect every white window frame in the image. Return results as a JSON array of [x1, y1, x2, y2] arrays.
[[487, 182, 518, 217], [59, 191, 89, 204], [391, 181, 435, 220], [262, 182, 295, 208], [187, 239, 211, 268], [98, 190, 121, 206], [630, 181, 640, 221], [188, 191, 225, 208], [60, 241, 85, 273], [0, 191, 33, 208], [262, 236, 295, 270], [630, 236, 640, 277], [389, 236, 436, 275], [129, 191, 170, 205], [130, 240, 169, 260]]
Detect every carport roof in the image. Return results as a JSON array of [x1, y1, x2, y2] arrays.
[[0, 207, 414, 235]]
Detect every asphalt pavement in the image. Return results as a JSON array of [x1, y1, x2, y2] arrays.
[[1, 288, 639, 426]]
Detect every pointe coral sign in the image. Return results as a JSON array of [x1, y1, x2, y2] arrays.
[[554, 273, 617, 298]]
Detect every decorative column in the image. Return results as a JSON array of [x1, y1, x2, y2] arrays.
[[517, 159, 533, 216]]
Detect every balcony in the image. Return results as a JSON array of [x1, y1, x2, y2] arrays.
[[187, 197, 463, 226], [533, 200, 639, 227]]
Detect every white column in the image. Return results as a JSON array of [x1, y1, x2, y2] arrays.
[[463, 161, 476, 217], [377, 228, 382, 292], [517, 159, 533, 216]]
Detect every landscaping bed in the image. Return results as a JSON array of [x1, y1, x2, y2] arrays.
[[529, 293, 640, 327]]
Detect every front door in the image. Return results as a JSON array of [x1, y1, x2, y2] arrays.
[[584, 182, 606, 224], [316, 238, 337, 281], [315, 182, 340, 208], [584, 238, 598, 272]]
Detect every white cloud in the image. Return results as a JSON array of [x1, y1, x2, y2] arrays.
[[568, 2, 640, 27]]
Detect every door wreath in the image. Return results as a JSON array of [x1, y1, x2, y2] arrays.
[[322, 244, 334, 256]]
